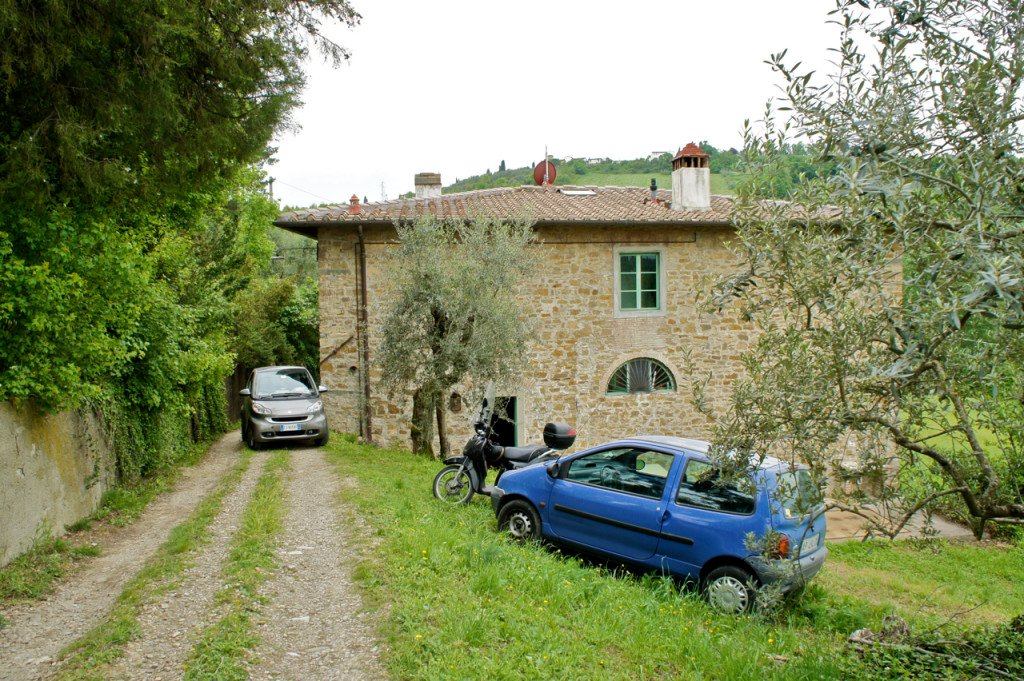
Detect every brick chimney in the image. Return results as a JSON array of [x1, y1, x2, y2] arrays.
[[414, 172, 442, 199], [671, 143, 710, 211]]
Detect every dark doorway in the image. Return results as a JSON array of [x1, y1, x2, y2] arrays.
[[489, 396, 517, 447]]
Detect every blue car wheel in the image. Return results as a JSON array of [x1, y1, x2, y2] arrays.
[[703, 566, 757, 614], [498, 500, 541, 541]]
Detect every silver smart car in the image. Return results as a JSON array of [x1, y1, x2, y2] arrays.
[[240, 366, 329, 448]]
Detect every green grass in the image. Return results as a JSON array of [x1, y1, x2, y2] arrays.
[[327, 439, 865, 680], [326, 437, 1024, 680], [0, 535, 101, 600], [553, 171, 737, 195], [54, 451, 252, 681], [183, 449, 290, 681], [820, 539, 1024, 625]]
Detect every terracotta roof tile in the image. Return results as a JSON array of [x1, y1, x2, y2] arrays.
[[674, 142, 708, 159], [276, 185, 737, 227]]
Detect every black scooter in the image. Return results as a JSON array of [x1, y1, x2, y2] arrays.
[[432, 396, 575, 505]]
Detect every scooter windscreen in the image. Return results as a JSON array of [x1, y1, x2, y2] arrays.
[[474, 382, 496, 434]]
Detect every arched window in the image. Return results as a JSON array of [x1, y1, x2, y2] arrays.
[[606, 358, 676, 394]]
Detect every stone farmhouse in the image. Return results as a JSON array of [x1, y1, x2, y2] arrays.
[[275, 144, 760, 451]]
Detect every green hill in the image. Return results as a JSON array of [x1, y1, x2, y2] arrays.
[[442, 148, 741, 195]]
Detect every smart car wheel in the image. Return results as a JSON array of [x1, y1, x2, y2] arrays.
[[247, 427, 262, 451], [432, 465, 474, 505], [702, 566, 757, 614], [498, 500, 541, 542]]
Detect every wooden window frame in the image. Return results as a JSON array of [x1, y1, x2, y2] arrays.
[[613, 247, 666, 318]]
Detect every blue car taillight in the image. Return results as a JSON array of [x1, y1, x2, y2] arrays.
[[767, 533, 790, 559]]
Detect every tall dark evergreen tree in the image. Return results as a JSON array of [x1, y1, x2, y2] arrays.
[[0, 0, 358, 409]]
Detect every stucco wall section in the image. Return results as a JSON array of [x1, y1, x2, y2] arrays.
[[317, 222, 757, 453], [0, 402, 115, 566]]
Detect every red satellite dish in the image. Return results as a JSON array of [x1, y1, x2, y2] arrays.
[[533, 159, 557, 186]]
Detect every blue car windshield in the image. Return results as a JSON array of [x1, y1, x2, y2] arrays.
[[254, 370, 316, 399]]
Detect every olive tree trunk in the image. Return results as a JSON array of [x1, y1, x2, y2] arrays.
[[436, 402, 450, 458], [410, 387, 435, 456]]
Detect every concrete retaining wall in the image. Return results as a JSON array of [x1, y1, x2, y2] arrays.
[[1, 402, 115, 566]]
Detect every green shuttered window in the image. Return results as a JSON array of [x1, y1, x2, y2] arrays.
[[619, 252, 660, 311]]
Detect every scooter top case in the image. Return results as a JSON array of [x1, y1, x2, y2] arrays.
[[543, 422, 576, 450], [501, 422, 576, 466]]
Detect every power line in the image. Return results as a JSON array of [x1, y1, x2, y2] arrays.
[[274, 179, 337, 203]]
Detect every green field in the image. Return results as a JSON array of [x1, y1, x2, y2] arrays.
[[327, 437, 1023, 681], [552, 171, 736, 195]]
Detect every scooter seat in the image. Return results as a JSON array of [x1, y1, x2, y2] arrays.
[[501, 445, 550, 463]]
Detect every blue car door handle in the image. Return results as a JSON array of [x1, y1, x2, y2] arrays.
[[661, 510, 671, 523]]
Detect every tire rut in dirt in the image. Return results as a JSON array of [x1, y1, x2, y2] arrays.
[[102, 451, 271, 681], [0, 432, 244, 681], [248, 447, 385, 681]]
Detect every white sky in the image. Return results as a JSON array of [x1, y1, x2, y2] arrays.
[[270, 0, 842, 208]]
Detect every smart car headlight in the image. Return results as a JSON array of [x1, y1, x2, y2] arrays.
[[307, 400, 323, 415], [252, 402, 272, 416]]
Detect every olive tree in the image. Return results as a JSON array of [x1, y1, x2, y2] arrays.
[[377, 215, 535, 456], [700, 0, 1024, 537]]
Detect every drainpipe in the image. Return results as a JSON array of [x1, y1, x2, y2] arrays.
[[346, 191, 374, 444], [357, 222, 374, 444]]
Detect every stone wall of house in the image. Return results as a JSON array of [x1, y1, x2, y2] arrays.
[[317, 229, 363, 435], [317, 222, 757, 453]]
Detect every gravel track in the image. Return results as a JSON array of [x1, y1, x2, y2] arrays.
[[0, 432, 243, 681], [248, 447, 386, 681], [103, 450, 270, 681]]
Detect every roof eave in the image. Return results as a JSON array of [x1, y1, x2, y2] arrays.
[[273, 217, 735, 236], [273, 221, 320, 238]]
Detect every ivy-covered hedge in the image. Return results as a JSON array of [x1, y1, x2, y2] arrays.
[[1, 171, 286, 480], [1, 0, 353, 483]]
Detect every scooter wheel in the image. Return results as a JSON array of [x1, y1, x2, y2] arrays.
[[432, 465, 475, 505]]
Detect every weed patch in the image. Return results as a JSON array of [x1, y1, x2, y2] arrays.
[[0, 534, 101, 601], [849, 615, 1024, 680]]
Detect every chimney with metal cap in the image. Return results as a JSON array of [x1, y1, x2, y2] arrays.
[[671, 142, 710, 211], [414, 172, 442, 199]]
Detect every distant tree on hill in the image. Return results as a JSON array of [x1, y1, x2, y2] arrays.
[[499, 160, 506, 172]]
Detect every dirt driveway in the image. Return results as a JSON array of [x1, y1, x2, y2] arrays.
[[0, 432, 384, 681]]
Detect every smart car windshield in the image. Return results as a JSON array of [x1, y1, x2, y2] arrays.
[[254, 369, 316, 400]]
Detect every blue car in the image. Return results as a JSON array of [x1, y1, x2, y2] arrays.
[[490, 436, 827, 613]]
